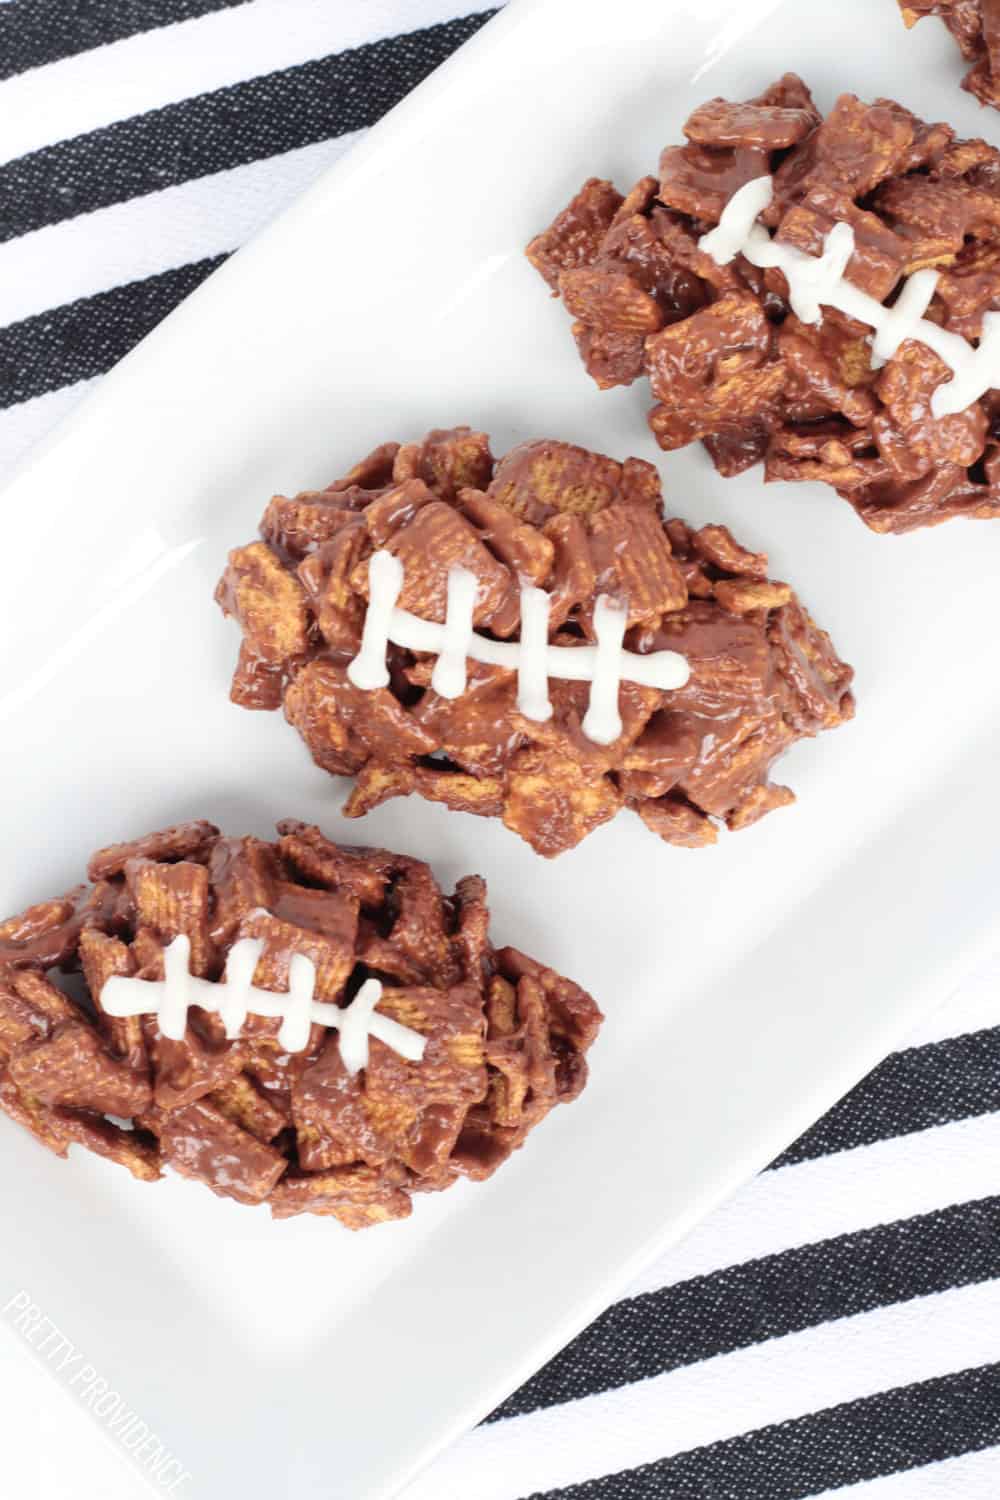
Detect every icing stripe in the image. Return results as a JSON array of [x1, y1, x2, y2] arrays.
[[100, 934, 427, 1073], [700, 175, 1000, 420], [348, 552, 690, 747]]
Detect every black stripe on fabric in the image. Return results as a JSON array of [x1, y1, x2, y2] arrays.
[[771, 1025, 1000, 1169], [490, 1194, 1000, 1423], [0, 10, 499, 243], [0, 256, 225, 407], [0, 0, 252, 82], [527, 1363, 1000, 1500]]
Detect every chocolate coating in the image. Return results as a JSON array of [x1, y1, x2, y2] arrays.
[[216, 429, 855, 856], [527, 74, 1000, 533], [0, 821, 601, 1227]]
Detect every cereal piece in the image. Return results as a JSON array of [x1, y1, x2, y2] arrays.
[[385, 862, 461, 989], [768, 599, 856, 733], [215, 541, 311, 665], [770, 94, 918, 210], [80, 927, 148, 1069], [713, 578, 794, 613], [269, 1164, 412, 1227], [391, 427, 494, 500], [559, 266, 664, 333], [229, 642, 285, 711], [480, 974, 556, 1133], [147, 1026, 246, 1113], [127, 859, 215, 976], [275, 822, 395, 908], [849, 461, 1000, 532], [778, 320, 879, 427], [765, 421, 889, 492], [589, 501, 687, 622], [691, 524, 769, 580], [9, 1023, 152, 1117], [0, 1071, 72, 1157], [621, 713, 702, 787], [0, 965, 52, 1059], [208, 1073, 287, 1142], [457, 488, 555, 582], [260, 491, 359, 558], [727, 782, 796, 830], [239, 895, 358, 1005], [510, 679, 661, 777], [497, 947, 603, 1058], [410, 671, 519, 777], [934, 238, 1000, 338], [640, 600, 771, 706], [544, 513, 597, 627], [874, 338, 988, 479], [526, 178, 624, 290], [487, 440, 622, 523], [0, 885, 117, 971], [633, 794, 719, 848], [207, 836, 280, 947], [342, 762, 416, 818], [362, 501, 513, 627], [703, 420, 776, 478], [659, 143, 771, 223], [452, 875, 492, 988], [0, 964, 78, 1038], [360, 479, 433, 549], [684, 95, 817, 151], [503, 748, 622, 858], [87, 821, 218, 881], [63, 1112, 162, 1181], [160, 1099, 287, 1204], [678, 710, 793, 819], [296, 520, 369, 653], [285, 658, 437, 771], [644, 294, 786, 449], [573, 322, 647, 388], [414, 767, 506, 818], [326, 441, 401, 493]]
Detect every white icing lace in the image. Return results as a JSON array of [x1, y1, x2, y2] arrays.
[[347, 549, 691, 747], [699, 175, 1000, 419], [100, 930, 427, 1074]]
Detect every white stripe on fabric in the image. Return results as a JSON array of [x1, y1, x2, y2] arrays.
[[401, 1279, 1000, 1500], [0, 380, 99, 481], [815, 1445, 1000, 1500], [0, 0, 486, 167], [627, 1110, 1000, 1299], [901, 957, 1000, 1050], [0, 132, 364, 327]]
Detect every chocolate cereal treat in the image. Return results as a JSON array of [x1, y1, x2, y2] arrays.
[[898, 2, 1000, 109], [0, 820, 601, 1227], [527, 75, 1000, 533], [216, 429, 855, 856]]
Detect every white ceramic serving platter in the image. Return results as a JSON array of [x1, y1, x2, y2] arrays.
[[4, 0, 1000, 1496]]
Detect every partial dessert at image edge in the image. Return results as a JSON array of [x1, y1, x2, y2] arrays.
[[216, 428, 855, 857], [898, 1, 1000, 109], [527, 73, 1000, 533], [0, 821, 602, 1228]]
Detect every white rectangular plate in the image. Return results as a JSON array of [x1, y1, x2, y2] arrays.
[[4, 1, 1000, 1496]]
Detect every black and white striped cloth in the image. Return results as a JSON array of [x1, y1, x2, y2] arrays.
[[2, 4, 1000, 1497]]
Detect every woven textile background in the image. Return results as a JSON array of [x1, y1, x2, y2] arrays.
[[2, 4, 1000, 1497]]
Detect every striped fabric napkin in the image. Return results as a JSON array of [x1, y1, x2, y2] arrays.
[[2, 4, 1000, 1498]]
